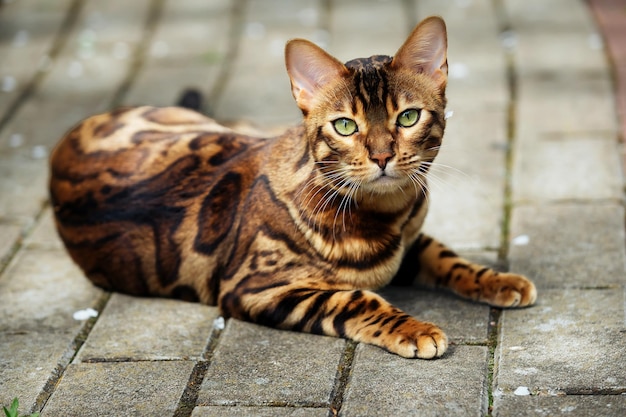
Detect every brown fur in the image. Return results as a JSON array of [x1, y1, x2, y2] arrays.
[[49, 17, 536, 359]]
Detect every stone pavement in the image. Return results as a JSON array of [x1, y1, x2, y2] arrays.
[[1, 0, 625, 416]]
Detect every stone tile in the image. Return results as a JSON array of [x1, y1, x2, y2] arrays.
[[328, 0, 407, 60], [509, 204, 626, 288], [213, 0, 314, 126], [197, 319, 345, 406], [422, 0, 509, 109], [493, 395, 626, 417], [495, 289, 626, 394], [0, 0, 154, 155], [424, 107, 508, 250], [0, 0, 73, 116], [191, 406, 328, 417], [513, 132, 622, 202], [0, 223, 21, 263], [341, 345, 489, 417], [380, 262, 495, 344], [123, 0, 231, 108], [76, 293, 218, 362], [516, 74, 617, 138], [0, 158, 48, 224], [514, 31, 607, 76], [504, 0, 597, 31], [0, 332, 72, 413], [0, 248, 103, 332], [23, 207, 63, 250], [41, 361, 195, 417]]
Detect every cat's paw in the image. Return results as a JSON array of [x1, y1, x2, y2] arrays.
[[481, 272, 537, 308], [388, 321, 448, 359]]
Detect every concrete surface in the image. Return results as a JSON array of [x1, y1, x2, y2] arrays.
[[1, 0, 625, 416]]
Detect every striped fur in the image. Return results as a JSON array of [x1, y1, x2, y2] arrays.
[[49, 17, 536, 359]]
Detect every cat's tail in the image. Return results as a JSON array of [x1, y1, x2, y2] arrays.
[[177, 88, 204, 112]]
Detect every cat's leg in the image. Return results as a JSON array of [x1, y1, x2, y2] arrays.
[[221, 281, 448, 359], [407, 234, 537, 307]]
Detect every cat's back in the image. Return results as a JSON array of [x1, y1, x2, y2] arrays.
[[48, 105, 270, 302], [50, 106, 236, 183]]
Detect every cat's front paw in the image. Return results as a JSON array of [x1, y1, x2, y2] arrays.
[[481, 273, 537, 308], [385, 320, 448, 359]]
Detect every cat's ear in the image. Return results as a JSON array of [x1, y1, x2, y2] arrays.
[[285, 39, 349, 113], [391, 16, 448, 89]]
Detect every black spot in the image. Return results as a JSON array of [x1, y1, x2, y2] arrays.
[[293, 291, 335, 333], [257, 289, 317, 327], [194, 172, 242, 255], [172, 285, 200, 302], [333, 296, 367, 337], [439, 250, 458, 258], [368, 298, 381, 311], [476, 267, 489, 279]]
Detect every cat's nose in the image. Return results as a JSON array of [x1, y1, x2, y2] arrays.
[[370, 152, 394, 169]]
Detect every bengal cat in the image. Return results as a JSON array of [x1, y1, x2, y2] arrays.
[[49, 17, 536, 359]]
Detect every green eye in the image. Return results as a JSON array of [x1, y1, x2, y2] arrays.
[[397, 109, 420, 127], [333, 118, 358, 136]]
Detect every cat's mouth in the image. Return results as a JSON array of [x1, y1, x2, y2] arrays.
[[363, 170, 405, 191]]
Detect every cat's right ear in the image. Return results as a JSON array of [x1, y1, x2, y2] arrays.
[[285, 40, 348, 114]]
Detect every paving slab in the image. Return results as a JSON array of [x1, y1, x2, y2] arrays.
[[122, 0, 232, 108], [0, 157, 48, 224], [197, 319, 345, 406], [503, 0, 602, 77], [0, 247, 102, 412], [509, 203, 626, 288], [76, 293, 218, 362], [424, 107, 507, 250], [328, 0, 407, 61], [0, 222, 20, 263], [341, 344, 489, 417], [0, 248, 103, 332], [191, 406, 328, 417], [22, 207, 63, 250], [380, 256, 496, 344], [0, 0, 74, 117], [515, 73, 616, 137], [41, 361, 195, 417], [0, 0, 154, 155], [513, 131, 622, 203], [0, 332, 74, 414], [495, 288, 626, 395], [493, 395, 626, 417], [213, 0, 312, 126]]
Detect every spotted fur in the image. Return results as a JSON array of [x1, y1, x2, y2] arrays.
[[49, 17, 536, 359]]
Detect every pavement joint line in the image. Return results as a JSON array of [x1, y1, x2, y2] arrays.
[[488, 1, 514, 415], [173, 361, 210, 417], [486, 307, 503, 417], [207, 0, 248, 116], [327, 340, 357, 417], [491, 0, 517, 264], [30, 291, 112, 414], [171, 319, 226, 415], [110, 0, 165, 108], [0, 0, 85, 134], [0, 199, 50, 277]]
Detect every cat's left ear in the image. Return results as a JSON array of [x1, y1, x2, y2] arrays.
[[285, 39, 349, 114], [391, 16, 448, 89]]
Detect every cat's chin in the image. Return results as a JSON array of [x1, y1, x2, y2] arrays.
[[361, 175, 416, 196]]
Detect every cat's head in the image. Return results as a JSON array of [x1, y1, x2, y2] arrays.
[[285, 16, 447, 199]]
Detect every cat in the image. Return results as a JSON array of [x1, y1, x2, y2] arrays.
[[49, 16, 536, 359]]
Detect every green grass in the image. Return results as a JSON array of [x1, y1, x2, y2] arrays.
[[2, 398, 39, 417]]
